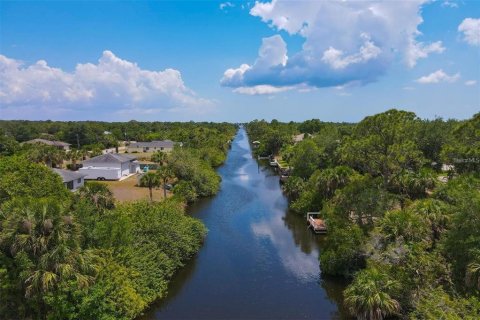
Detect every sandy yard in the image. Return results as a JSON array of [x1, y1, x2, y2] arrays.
[[97, 174, 170, 203]]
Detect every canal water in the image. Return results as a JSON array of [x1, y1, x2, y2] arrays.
[[142, 128, 347, 319]]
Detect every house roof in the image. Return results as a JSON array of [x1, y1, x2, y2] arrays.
[[293, 133, 306, 143], [26, 138, 71, 147], [129, 140, 175, 149], [82, 153, 137, 165], [52, 168, 87, 183]]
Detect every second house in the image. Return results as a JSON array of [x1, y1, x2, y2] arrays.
[[79, 153, 141, 180]]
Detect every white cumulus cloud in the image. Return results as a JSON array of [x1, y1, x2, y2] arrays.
[[465, 80, 477, 86], [222, 0, 445, 94], [0, 51, 212, 118], [458, 18, 480, 46], [416, 69, 460, 84]]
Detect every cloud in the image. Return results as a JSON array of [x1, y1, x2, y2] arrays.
[[416, 69, 460, 84], [233, 85, 294, 95], [321, 33, 382, 69], [441, 1, 459, 8], [458, 18, 480, 46], [465, 80, 477, 86], [222, 0, 445, 94], [0, 51, 212, 118], [405, 41, 445, 68], [219, 2, 234, 10]]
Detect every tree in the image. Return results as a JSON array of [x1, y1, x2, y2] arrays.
[[291, 140, 321, 179], [329, 175, 396, 227], [344, 268, 400, 320], [151, 151, 167, 167], [388, 168, 436, 206], [0, 134, 19, 156], [67, 149, 86, 169], [140, 172, 160, 203], [441, 112, 480, 174], [157, 166, 174, 199], [340, 109, 425, 188], [0, 198, 97, 318], [77, 182, 115, 211], [0, 156, 70, 205], [173, 181, 197, 203], [28, 145, 66, 168], [410, 287, 480, 319], [283, 176, 305, 201], [443, 185, 480, 287], [319, 221, 366, 277]]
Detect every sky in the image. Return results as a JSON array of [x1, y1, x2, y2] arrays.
[[0, 0, 479, 122]]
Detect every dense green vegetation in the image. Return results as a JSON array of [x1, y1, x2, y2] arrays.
[[0, 120, 235, 205], [0, 120, 235, 150], [247, 110, 480, 319], [0, 121, 238, 319], [0, 157, 207, 319]]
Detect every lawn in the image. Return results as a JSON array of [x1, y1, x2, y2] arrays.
[[97, 174, 170, 203]]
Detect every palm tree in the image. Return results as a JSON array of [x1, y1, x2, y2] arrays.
[[78, 182, 115, 211], [157, 166, 175, 199], [28, 145, 65, 168], [151, 151, 167, 166], [67, 149, 85, 169], [283, 176, 305, 200], [0, 198, 97, 317], [140, 172, 161, 203], [344, 268, 400, 320], [466, 250, 480, 290]]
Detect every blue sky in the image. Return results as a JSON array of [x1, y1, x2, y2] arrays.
[[0, 0, 479, 122]]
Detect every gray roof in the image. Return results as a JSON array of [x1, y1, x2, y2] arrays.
[[129, 140, 175, 148], [82, 153, 137, 165], [52, 168, 87, 183], [27, 138, 71, 147]]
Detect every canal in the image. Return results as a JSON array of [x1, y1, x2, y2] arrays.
[[142, 128, 347, 319]]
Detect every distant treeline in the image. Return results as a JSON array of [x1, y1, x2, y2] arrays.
[[0, 120, 237, 150]]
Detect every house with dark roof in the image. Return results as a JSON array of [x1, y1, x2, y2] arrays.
[[127, 140, 176, 153], [52, 168, 87, 191], [79, 153, 140, 180], [26, 138, 71, 151]]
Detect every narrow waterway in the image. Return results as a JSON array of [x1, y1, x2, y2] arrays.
[[142, 128, 347, 319]]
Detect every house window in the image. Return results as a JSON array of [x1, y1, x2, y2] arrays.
[[66, 181, 74, 190], [77, 178, 82, 183], [160, 147, 164, 151]]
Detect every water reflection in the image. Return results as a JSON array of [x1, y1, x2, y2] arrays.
[[140, 128, 347, 320]]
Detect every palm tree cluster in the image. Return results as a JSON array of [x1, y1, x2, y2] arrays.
[[138, 151, 178, 203]]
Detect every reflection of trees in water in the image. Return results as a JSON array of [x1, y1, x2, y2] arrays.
[[320, 274, 351, 319], [283, 209, 350, 319], [138, 253, 200, 320], [282, 209, 322, 255]]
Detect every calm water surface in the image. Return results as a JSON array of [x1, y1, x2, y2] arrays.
[[142, 128, 347, 319]]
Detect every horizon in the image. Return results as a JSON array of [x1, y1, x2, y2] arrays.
[[1, 0, 479, 122]]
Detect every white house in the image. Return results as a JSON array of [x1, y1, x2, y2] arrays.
[[127, 140, 176, 153], [52, 168, 87, 191], [79, 153, 140, 180]]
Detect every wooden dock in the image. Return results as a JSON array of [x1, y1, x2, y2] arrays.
[[307, 212, 327, 234]]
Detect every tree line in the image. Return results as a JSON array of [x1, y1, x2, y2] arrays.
[[247, 110, 480, 319], [0, 121, 237, 319]]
